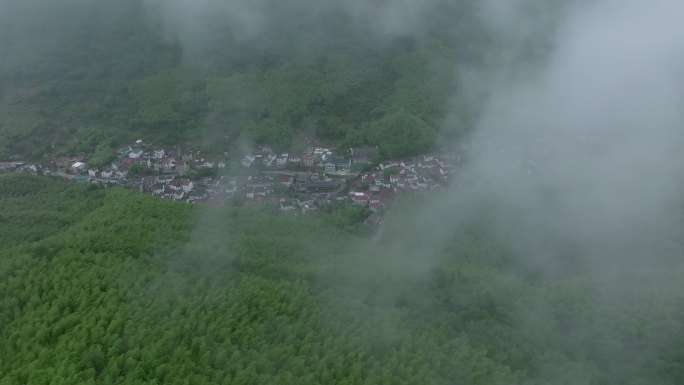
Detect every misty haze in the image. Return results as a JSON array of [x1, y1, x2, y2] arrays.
[[2, 0, 684, 384]]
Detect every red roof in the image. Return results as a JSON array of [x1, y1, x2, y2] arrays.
[[122, 157, 135, 170]]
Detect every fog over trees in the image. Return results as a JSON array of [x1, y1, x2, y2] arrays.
[[3, 1, 684, 384], [0, 0, 491, 158]]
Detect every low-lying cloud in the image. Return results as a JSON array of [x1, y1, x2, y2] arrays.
[[461, 0, 684, 268], [144, 0, 461, 58]]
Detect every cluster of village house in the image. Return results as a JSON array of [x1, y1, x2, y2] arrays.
[[1, 140, 459, 226]]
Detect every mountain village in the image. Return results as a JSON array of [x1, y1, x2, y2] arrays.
[[0, 140, 460, 225]]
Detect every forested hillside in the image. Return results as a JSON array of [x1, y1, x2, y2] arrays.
[[3, 174, 684, 385], [4, 1, 684, 384], [0, 0, 496, 160]]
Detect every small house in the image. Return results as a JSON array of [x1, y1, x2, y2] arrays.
[[302, 154, 316, 167], [324, 155, 351, 172], [351, 146, 377, 163], [55, 157, 71, 168], [69, 162, 87, 174], [129, 148, 144, 159]]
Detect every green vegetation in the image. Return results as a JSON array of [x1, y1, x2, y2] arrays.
[[2, 2, 681, 384], [320, 204, 372, 236], [0, 0, 490, 160], [0, 174, 105, 248], [362, 113, 436, 159], [3, 174, 684, 384], [127, 164, 156, 177]]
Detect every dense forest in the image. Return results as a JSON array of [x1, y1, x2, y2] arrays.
[[0, 0, 505, 160], [3, 174, 684, 384], [4, 0, 684, 384]]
